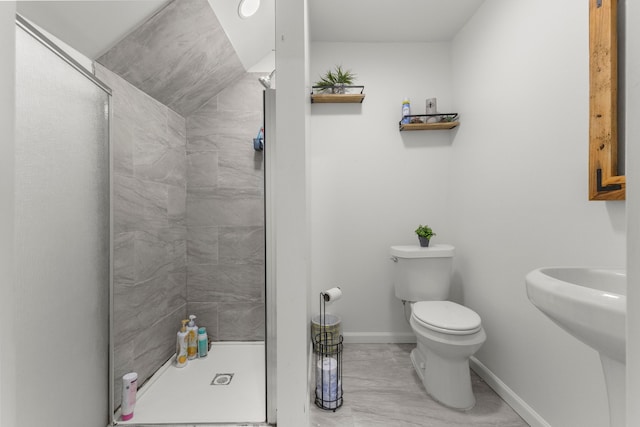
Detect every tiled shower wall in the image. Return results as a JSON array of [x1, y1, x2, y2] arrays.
[[95, 64, 187, 404], [185, 73, 266, 341]]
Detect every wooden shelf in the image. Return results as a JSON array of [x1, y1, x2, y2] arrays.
[[311, 93, 365, 104], [399, 113, 459, 131], [310, 85, 365, 104], [399, 121, 459, 131]]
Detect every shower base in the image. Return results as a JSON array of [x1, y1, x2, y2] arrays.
[[117, 341, 265, 425]]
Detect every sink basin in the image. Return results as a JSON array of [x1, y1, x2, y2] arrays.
[[525, 267, 625, 362], [525, 267, 626, 427]]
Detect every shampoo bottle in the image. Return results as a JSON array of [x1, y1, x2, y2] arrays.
[[198, 327, 208, 358], [176, 319, 189, 368], [401, 98, 411, 124], [187, 314, 198, 360]]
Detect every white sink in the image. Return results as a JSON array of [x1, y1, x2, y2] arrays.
[[525, 267, 626, 427]]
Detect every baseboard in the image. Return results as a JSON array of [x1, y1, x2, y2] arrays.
[[470, 357, 550, 427], [342, 332, 417, 344]]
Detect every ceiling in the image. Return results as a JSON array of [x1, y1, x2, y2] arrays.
[[17, 0, 484, 69]]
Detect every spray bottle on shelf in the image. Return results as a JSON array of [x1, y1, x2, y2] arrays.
[[187, 314, 199, 360], [176, 319, 189, 368], [401, 98, 411, 124]]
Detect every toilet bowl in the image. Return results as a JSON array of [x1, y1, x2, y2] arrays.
[[390, 244, 486, 410], [409, 301, 486, 410]]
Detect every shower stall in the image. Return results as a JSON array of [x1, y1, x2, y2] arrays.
[[102, 77, 275, 426]]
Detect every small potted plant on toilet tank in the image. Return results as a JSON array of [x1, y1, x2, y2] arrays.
[[415, 225, 436, 247]]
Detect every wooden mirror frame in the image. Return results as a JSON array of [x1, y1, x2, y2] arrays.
[[589, 0, 625, 200]]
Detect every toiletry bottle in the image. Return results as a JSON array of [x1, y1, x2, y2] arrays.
[[176, 319, 189, 368], [121, 372, 138, 421], [198, 327, 208, 358], [401, 98, 411, 124], [187, 314, 198, 360]]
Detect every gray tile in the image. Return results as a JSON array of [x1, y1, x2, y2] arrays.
[[218, 148, 263, 189], [111, 110, 134, 176], [218, 226, 265, 265], [218, 302, 264, 340], [113, 269, 187, 348], [134, 226, 186, 283], [97, 0, 244, 116], [187, 226, 219, 265], [168, 184, 186, 225], [188, 151, 218, 187], [167, 107, 186, 143], [134, 305, 187, 385], [217, 72, 265, 112], [310, 406, 355, 427], [114, 231, 135, 285], [113, 338, 135, 411], [186, 302, 219, 341], [187, 264, 264, 302], [187, 132, 257, 154], [137, 269, 187, 330], [188, 109, 261, 144], [135, 143, 186, 188], [113, 284, 140, 347], [310, 344, 529, 427], [113, 174, 168, 233], [186, 187, 264, 227]]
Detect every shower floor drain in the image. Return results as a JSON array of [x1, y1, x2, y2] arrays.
[[211, 373, 234, 385]]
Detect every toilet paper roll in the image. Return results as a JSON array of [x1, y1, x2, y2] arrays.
[[316, 358, 338, 387], [316, 357, 341, 408], [322, 287, 342, 302], [316, 381, 342, 400]]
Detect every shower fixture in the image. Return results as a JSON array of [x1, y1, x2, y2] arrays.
[[259, 69, 275, 89]]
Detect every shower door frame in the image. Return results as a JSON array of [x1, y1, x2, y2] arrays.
[[264, 88, 277, 425]]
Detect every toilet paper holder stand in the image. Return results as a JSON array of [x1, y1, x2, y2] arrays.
[[314, 289, 344, 411]]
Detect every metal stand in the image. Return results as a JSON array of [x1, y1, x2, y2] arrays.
[[314, 292, 344, 411]]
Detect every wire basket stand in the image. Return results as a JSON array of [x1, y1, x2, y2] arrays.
[[314, 291, 344, 411]]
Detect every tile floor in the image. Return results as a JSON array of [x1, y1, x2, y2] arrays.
[[310, 343, 529, 427]]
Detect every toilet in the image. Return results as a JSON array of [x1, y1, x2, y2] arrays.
[[390, 244, 486, 410]]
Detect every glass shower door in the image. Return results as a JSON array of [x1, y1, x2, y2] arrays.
[[14, 19, 111, 427]]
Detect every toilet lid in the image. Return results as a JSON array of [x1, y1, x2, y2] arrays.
[[412, 301, 481, 335]]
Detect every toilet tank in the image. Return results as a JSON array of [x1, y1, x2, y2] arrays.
[[390, 244, 455, 302]]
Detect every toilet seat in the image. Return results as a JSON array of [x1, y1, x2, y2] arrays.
[[412, 301, 481, 335]]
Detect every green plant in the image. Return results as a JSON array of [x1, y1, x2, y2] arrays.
[[315, 65, 356, 90], [415, 225, 436, 239]]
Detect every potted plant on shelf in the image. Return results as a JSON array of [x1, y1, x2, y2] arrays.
[[315, 65, 356, 94], [415, 225, 436, 247]]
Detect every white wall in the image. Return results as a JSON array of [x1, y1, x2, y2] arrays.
[[626, 0, 640, 425], [451, 1, 626, 426], [310, 42, 453, 341], [0, 5, 16, 427]]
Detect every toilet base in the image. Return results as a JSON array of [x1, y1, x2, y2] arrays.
[[410, 345, 476, 411]]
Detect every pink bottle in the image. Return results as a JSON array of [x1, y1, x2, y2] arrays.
[[121, 372, 138, 421]]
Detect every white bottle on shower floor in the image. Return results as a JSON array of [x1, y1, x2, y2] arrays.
[[187, 314, 198, 360], [176, 319, 189, 368]]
